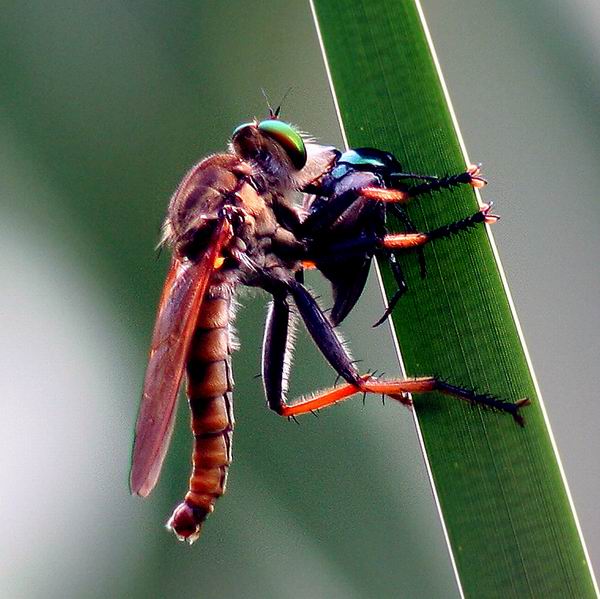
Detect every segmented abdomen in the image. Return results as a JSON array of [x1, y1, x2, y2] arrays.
[[167, 285, 234, 544]]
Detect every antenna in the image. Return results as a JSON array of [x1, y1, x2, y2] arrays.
[[273, 86, 294, 119], [261, 88, 277, 119]]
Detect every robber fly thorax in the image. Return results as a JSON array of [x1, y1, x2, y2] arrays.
[[162, 119, 335, 282]]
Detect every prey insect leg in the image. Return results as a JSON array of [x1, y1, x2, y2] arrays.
[[388, 204, 427, 278], [360, 164, 487, 203], [402, 164, 487, 198], [373, 204, 498, 324], [371, 252, 407, 328], [383, 203, 499, 250], [310, 204, 499, 262]]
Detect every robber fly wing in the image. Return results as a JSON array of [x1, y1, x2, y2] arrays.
[[130, 221, 229, 497]]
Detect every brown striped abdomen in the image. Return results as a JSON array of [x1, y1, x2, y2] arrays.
[[167, 287, 234, 544]]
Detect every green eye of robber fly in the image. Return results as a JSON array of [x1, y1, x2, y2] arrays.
[[258, 119, 307, 170], [231, 120, 307, 170]]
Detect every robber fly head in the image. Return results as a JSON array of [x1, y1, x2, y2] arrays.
[[231, 118, 307, 175], [231, 118, 337, 192]]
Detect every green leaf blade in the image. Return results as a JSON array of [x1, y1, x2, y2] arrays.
[[311, 1, 598, 596]]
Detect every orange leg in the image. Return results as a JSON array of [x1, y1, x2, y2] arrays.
[[360, 187, 410, 203], [279, 375, 530, 426], [382, 232, 430, 249]]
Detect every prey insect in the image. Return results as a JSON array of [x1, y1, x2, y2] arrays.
[[130, 117, 529, 544], [300, 147, 491, 327]]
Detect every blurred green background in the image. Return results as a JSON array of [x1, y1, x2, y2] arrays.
[[1, 1, 598, 598]]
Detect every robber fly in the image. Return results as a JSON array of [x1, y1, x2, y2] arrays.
[[130, 116, 529, 544]]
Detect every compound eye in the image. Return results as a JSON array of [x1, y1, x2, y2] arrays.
[[257, 119, 307, 170]]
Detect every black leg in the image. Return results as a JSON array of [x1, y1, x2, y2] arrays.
[[252, 262, 362, 390], [426, 203, 498, 242], [288, 280, 362, 387], [389, 172, 440, 182], [262, 296, 293, 414], [372, 251, 407, 328], [401, 165, 486, 198]]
